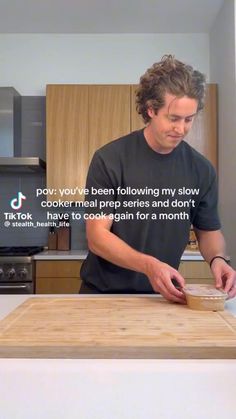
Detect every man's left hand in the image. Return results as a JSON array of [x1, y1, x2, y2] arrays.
[[211, 258, 236, 299]]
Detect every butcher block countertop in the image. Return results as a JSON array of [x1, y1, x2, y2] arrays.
[[0, 296, 236, 359]]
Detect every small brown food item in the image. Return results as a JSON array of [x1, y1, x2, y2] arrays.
[[183, 284, 227, 311]]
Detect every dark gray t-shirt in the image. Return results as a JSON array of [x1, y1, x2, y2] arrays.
[[81, 129, 221, 292]]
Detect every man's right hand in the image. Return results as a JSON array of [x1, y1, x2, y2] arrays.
[[144, 257, 186, 304], [86, 217, 186, 302]]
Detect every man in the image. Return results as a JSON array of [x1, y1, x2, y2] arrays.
[[80, 55, 236, 301]]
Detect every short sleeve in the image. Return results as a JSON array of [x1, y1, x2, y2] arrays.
[[191, 169, 221, 231], [84, 151, 118, 216]]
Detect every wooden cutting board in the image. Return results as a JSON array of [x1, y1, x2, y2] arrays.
[[0, 296, 236, 359]]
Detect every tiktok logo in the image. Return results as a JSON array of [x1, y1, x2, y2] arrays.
[[10, 192, 26, 210]]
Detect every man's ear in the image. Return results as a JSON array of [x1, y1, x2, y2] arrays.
[[147, 107, 155, 118]]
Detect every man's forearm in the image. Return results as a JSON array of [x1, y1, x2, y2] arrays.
[[86, 219, 186, 302], [87, 225, 153, 275], [194, 228, 227, 264]]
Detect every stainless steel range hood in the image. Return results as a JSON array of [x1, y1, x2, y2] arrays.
[[0, 157, 46, 173], [0, 87, 46, 173]]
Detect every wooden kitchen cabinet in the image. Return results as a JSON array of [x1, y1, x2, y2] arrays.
[[47, 84, 130, 200], [35, 261, 83, 294], [88, 85, 131, 162], [179, 261, 214, 285], [46, 83, 217, 201], [46, 85, 89, 201]]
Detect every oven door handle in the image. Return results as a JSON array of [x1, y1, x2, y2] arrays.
[[0, 284, 29, 289]]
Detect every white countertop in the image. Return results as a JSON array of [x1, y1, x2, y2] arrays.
[[33, 249, 88, 260], [181, 249, 204, 260], [33, 249, 204, 260], [1, 294, 236, 419]]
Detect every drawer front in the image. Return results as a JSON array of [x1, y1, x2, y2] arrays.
[[179, 261, 213, 279], [184, 277, 214, 285], [36, 277, 82, 294], [36, 261, 82, 277]]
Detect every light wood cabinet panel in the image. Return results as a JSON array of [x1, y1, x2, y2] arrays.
[[36, 261, 83, 294], [36, 277, 82, 294], [46, 85, 89, 201], [88, 85, 131, 162], [179, 261, 214, 285], [46, 83, 217, 202], [36, 261, 82, 277]]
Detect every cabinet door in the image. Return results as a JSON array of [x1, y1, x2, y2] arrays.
[[179, 261, 214, 285], [88, 85, 131, 162], [36, 277, 81, 294], [36, 261, 82, 277], [46, 85, 89, 201], [35, 261, 82, 294], [46, 84, 217, 204]]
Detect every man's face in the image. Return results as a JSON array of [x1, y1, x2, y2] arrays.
[[145, 92, 198, 154]]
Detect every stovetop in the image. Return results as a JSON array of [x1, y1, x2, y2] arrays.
[[0, 247, 44, 257]]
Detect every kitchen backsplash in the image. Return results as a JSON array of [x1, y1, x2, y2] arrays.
[[0, 96, 87, 249]]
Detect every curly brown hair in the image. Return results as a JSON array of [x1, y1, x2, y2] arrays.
[[136, 55, 206, 124]]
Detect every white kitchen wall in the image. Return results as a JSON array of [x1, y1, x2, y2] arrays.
[[0, 34, 209, 95], [209, 0, 236, 266]]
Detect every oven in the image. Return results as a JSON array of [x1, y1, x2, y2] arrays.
[[0, 247, 43, 294]]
